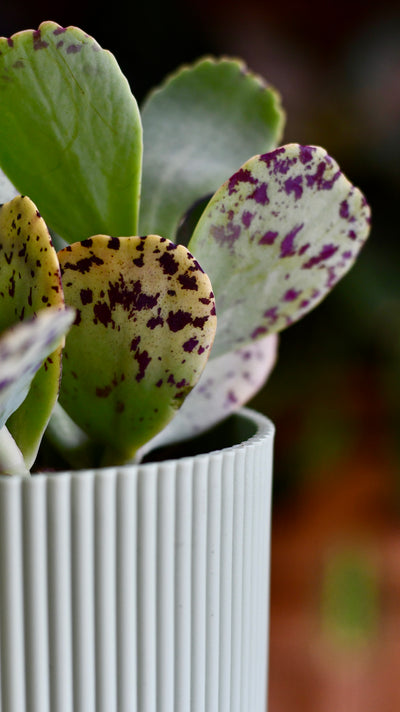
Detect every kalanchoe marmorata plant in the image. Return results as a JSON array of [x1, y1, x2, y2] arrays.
[[0, 22, 370, 473]]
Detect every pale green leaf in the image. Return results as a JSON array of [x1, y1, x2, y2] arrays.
[[0, 308, 74, 440], [139, 57, 284, 240], [189, 144, 371, 357], [0, 22, 142, 243]]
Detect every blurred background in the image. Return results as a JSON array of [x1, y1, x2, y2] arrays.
[[2, 0, 400, 708]]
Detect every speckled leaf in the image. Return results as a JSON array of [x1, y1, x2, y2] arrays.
[[139, 57, 284, 240], [0, 196, 67, 466], [139, 333, 278, 457], [0, 22, 142, 243], [0, 309, 74, 432], [189, 144, 371, 357], [58, 234, 217, 464]]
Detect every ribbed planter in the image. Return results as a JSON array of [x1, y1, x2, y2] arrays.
[[0, 407, 274, 712]]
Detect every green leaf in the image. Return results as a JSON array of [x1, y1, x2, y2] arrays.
[[0, 22, 142, 243], [58, 234, 217, 464], [139, 57, 284, 240], [188, 144, 371, 358], [0, 195, 68, 466]]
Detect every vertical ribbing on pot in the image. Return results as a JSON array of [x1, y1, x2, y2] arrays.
[[0, 409, 274, 712]]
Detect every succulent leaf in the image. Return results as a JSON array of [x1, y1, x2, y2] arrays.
[[0, 22, 142, 243], [139, 57, 284, 240], [189, 144, 371, 358], [0, 308, 74, 433], [58, 234, 217, 464], [139, 333, 278, 456], [0, 426, 30, 476], [0, 196, 68, 466]]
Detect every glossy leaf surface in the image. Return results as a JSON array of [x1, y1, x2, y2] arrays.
[[0, 196, 67, 466], [140, 57, 284, 240], [189, 144, 371, 357], [0, 22, 142, 243], [58, 234, 217, 464]]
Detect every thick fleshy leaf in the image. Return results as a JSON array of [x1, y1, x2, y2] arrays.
[[0, 195, 67, 466], [58, 235, 217, 464], [0, 168, 18, 203], [189, 144, 371, 357], [0, 22, 142, 243], [0, 426, 29, 476], [138, 333, 278, 457], [0, 309, 74, 432], [139, 57, 284, 240]]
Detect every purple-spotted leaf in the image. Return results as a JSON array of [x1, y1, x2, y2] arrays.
[[189, 144, 371, 357], [140, 57, 284, 240], [0, 22, 142, 243], [58, 235, 217, 464], [139, 333, 278, 456], [0, 196, 68, 466]]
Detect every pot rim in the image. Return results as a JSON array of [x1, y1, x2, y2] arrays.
[[0, 407, 274, 481]]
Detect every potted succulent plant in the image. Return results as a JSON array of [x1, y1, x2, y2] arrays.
[[0, 22, 370, 712]]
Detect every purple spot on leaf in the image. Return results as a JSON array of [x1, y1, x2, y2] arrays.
[[130, 336, 141, 351], [280, 224, 304, 257], [183, 337, 199, 352], [178, 273, 198, 291], [80, 288, 93, 305], [108, 237, 120, 250], [285, 175, 303, 200], [283, 288, 302, 302], [259, 231, 278, 246], [211, 223, 241, 252], [251, 326, 268, 339], [134, 349, 151, 382], [146, 314, 164, 329], [242, 211, 254, 228], [264, 306, 279, 322], [340, 200, 349, 219], [94, 302, 113, 327], [259, 147, 286, 168], [167, 310, 192, 332], [302, 243, 338, 269], [159, 250, 179, 275], [306, 161, 341, 191], [299, 146, 315, 164], [250, 183, 269, 205], [228, 169, 258, 195], [33, 30, 49, 50], [298, 243, 310, 256]]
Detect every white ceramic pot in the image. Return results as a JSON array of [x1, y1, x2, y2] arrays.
[[0, 407, 274, 712]]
